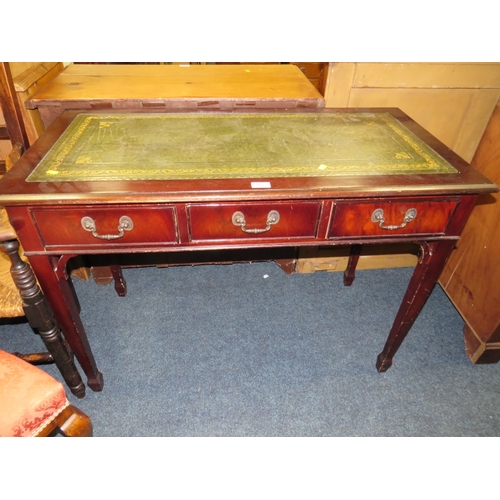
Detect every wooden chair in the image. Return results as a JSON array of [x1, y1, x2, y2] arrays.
[[0, 349, 92, 437], [0, 62, 86, 398], [0, 214, 86, 398]]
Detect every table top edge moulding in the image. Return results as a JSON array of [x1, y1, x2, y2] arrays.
[[0, 108, 496, 206]]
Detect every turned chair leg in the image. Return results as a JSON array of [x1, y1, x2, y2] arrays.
[[35, 405, 93, 437], [0, 239, 86, 398]]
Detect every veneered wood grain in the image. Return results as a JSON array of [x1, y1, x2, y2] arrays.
[[329, 199, 458, 238]]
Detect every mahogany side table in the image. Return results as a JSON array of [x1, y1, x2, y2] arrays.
[[0, 108, 496, 393]]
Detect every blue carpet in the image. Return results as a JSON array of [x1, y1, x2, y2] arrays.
[[2, 262, 500, 436]]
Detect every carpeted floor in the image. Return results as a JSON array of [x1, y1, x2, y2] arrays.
[[1, 261, 499, 436]]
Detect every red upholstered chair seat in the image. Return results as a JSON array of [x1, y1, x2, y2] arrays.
[[0, 349, 71, 437]]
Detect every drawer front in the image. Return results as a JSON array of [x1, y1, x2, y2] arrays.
[[188, 202, 322, 242], [329, 199, 458, 238], [32, 207, 178, 248]]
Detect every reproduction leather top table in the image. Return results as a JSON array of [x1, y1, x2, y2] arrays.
[[0, 108, 496, 394]]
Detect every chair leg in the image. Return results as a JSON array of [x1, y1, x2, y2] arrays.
[[0, 239, 86, 398], [35, 405, 93, 437], [13, 351, 54, 364]]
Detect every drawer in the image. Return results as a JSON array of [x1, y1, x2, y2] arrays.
[[32, 206, 178, 248], [329, 199, 458, 238], [188, 202, 322, 242]]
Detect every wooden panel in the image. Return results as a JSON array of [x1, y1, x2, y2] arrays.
[[8, 63, 42, 78], [351, 63, 500, 89], [0, 140, 10, 159], [28, 64, 324, 102], [439, 101, 500, 363], [323, 63, 355, 107], [323, 62, 500, 162], [348, 87, 500, 162]]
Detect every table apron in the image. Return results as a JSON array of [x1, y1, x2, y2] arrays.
[[19, 196, 464, 254]]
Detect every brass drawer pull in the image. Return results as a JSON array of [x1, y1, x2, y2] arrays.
[[371, 208, 417, 230], [232, 210, 280, 234], [81, 215, 134, 240]]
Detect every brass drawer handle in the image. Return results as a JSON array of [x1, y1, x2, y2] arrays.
[[232, 210, 280, 234], [81, 215, 134, 240], [371, 208, 417, 230]]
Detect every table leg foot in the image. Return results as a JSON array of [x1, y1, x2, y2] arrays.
[[110, 264, 127, 296], [69, 381, 87, 399], [87, 370, 104, 392], [376, 352, 393, 372]]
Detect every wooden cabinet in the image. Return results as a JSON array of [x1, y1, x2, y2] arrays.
[[439, 100, 500, 364], [323, 63, 500, 163]]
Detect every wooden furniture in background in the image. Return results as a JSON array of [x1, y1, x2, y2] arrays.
[[440, 100, 500, 364], [214, 62, 327, 93], [0, 63, 29, 175], [25, 63, 325, 129], [323, 62, 500, 163], [299, 62, 500, 274], [0, 63, 64, 161], [322, 62, 500, 254], [0, 108, 495, 392], [10, 62, 65, 144]]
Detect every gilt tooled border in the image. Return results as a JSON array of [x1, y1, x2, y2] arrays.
[[26, 113, 457, 182]]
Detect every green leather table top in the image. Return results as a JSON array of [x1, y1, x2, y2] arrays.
[[27, 112, 457, 182]]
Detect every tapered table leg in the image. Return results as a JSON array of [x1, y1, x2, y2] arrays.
[[28, 254, 104, 392], [376, 240, 457, 372], [344, 244, 362, 286], [110, 264, 127, 296]]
